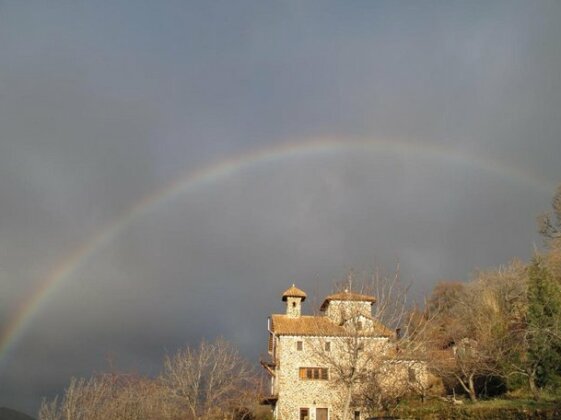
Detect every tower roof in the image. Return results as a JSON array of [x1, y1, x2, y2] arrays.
[[320, 290, 376, 311], [282, 284, 307, 302]]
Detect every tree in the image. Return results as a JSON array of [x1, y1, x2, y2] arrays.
[[309, 268, 436, 419], [313, 315, 391, 419], [428, 287, 497, 402], [539, 184, 561, 283], [427, 262, 529, 401], [423, 281, 467, 349], [39, 338, 261, 420], [38, 373, 173, 420], [527, 256, 561, 394], [160, 337, 258, 419], [538, 184, 561, 244]]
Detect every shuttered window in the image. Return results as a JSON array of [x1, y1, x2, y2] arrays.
[[299, 367, 328, 380]]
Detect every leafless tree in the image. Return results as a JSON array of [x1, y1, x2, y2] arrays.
[[39, 373, 174, 420], [39, 338, 261, 420], [160, 337, 258, 419], [309, 267, 438, 419]]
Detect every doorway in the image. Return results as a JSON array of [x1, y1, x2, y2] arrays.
[[316, 408, 328, 420]]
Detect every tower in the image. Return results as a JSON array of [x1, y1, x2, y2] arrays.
[[281, 284, 307, 318]]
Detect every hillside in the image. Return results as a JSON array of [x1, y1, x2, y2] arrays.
[[0, 407, 35, 420]]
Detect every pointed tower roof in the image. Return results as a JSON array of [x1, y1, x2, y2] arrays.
[[282, 284, 307, 302]]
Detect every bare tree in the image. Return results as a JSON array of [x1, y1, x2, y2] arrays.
[[39, 338, 260, 420], [39, 373, 173, 420], [308, 267, 436, 419], [160, 337, 258, 419]]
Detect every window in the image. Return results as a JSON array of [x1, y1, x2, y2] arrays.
[[300, 408, 309, 420], [408, 367, 417, 383], [297, 341, 303, 351], [325, 341, 331, 352], [299, 367, 328, 380], [354, 410, 360, 420]]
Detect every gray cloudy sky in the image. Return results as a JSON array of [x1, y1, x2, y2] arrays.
[[1, 0, 560, 415]]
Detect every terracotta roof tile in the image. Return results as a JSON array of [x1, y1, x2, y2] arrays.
[[281, 284, 307, 301], [271, 314, 393, 337], [271, 315, 343, 336], [320, 290, 376, 311]]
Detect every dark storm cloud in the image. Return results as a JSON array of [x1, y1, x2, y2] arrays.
[[0, 0, 560, 415]]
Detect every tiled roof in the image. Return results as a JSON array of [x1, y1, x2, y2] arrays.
[[281, 284, 307, 301], [320, 290, 376, 311], [272, 315, 344, 336], [271, 314, 393, 337]]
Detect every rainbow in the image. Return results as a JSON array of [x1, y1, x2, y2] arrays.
[[0, 137, 554, 368]]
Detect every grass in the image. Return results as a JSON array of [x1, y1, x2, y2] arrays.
[[385, 394, 561, 419]]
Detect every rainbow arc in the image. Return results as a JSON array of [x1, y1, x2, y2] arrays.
[[0, 137, 553, 367]]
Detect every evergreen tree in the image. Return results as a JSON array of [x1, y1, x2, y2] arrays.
[[539, 184, 561, 282], [527, 257, 561, 389]]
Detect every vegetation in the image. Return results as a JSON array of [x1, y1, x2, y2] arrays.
[[390, 396, 561, 419], [41, 185, 561, 418], [310, 185, 561, 417], [308, 269, 441, 418], [402, 186, 561, 406], [527, 257, 561, 392], [39, 338, 266, 420]]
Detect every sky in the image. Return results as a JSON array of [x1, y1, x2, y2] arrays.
[[0, 0, 560, 415]]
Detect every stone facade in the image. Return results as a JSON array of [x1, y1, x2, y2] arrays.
[[323, 300, 371, 325], [263, 286, 399, 420], [286, 296, 303, 318], [274, 335, 338, 419]]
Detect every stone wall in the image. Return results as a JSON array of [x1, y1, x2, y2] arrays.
[[275, 335, 338, 420], [274, 335, 392, 420], [324, 301, 372, 324], [286, 297, 302, 318]]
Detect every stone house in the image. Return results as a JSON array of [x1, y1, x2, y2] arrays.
[[262, 285, 419, 420]]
